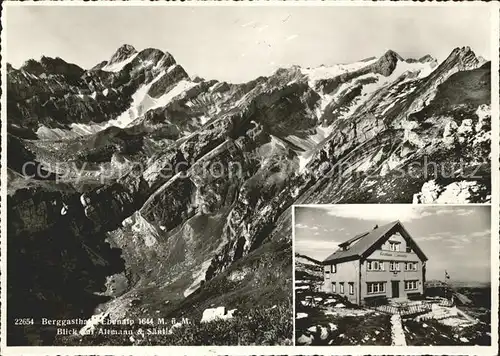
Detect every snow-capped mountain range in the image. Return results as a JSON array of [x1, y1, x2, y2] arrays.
[[6, 44, 491, 345]]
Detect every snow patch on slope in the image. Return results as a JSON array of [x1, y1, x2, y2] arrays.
[[101, 53, 139, 72], [310, 125, 334, 144], [311, 59, 436, 118], [412, 180, 489, 204], [71, 72, 196, 133], [269, 135, 288, 150], [36, 125, 85, 140], [106, 70, 169, 128], [298, 151, 314, 173], [148, 80, 198, 115], [300, 58, 377, 85], [121, 212, 160, 248], [285, 124, 334, 152]]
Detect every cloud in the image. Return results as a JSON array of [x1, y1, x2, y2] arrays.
[[470, 229, 490, 238], [294, 238, 340, 259], [319, 205, 433, 222], [286, 34, 298, 41], [443, 230, 490, 249], [425, 231, 454, 238], [449, 234, 472, 243], [241, 21, 256, 28], [433, 207, 475, 216], [416, 235, 444, 242], [417, 229, 490, 243], [445, 232, 490, 249], [295, 223, 320, 231], [257, 24, 269, 32], [318, 205, 482, 222], [418, 231, 464, 241], [454, 208, 476, 216]]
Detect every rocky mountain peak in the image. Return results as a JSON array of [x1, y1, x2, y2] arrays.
[[452, 45, 472, 55], [90, 60, 109, 71], [108, 44, 138, 65], [405, 54, 438, 68], [383, 49, 405, 62], [20, 58, 45, 74], [451, 46, 477, 61], [20, 56, 85, 78], [441, 46, 480, 72], [370, 49, 404, 76]]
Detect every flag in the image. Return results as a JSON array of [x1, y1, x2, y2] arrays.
[[445, 270, 450, 279]]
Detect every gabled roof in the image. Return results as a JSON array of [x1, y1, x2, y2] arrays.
[[338, 231, 369, 248], [322, 220, 428, 264]]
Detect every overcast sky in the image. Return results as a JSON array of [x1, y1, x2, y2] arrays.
[[5, 4, 491, 83], [294, 205, 491, 284]]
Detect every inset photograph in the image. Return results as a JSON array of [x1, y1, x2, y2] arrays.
[[294, 205, 492, 346]]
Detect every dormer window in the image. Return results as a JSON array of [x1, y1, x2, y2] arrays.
[[389, 241, 400, 251]]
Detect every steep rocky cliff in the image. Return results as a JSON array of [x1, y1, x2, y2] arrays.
[[7, 45, 490, 345]]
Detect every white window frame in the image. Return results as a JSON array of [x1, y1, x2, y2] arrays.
[[339, 282, 344, 294], [389, 241, 400, 251], [404, 280, 418, 290], [389, 261, 400, 271], [332, 264, 336, 273], [332, 282, 336, 293], [349, 282, 354, 295], [367, 260, 384, 271], [406, 262, 418, 271], [367, 282, 386, 294]]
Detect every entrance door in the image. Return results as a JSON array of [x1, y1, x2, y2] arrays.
[[391, 281, 400, 298]]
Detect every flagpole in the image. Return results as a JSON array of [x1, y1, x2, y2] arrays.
[[444, 270, 451, 301], [445, 270, 448, 300]]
